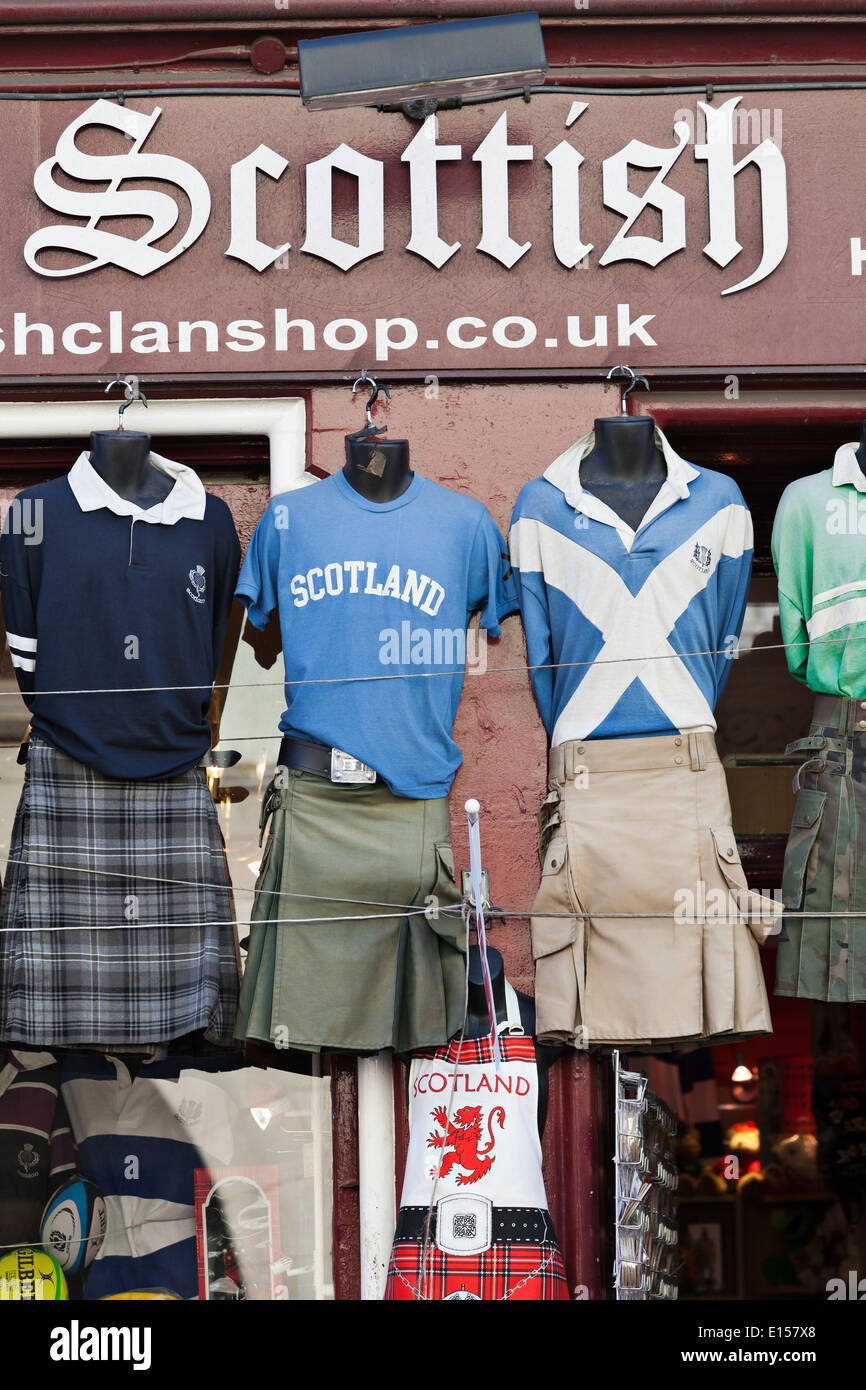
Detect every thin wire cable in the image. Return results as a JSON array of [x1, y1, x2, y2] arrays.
[[0, 628, 863, 697], [5, 851, 866, 924], [0, 908, 443, 931], [1, 854, 435, 910], [3, 898, 863, 926]]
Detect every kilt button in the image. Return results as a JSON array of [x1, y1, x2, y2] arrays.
[[725, 848, 735, 858], [577, 745, 585, 754], [858, 720, 866, 730], [674, 756, 683, 765], [673, 737, 683, 746], [860, 701, 866, 709]]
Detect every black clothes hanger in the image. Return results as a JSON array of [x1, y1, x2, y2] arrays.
[[88, 375, 174, 508], [342, 371, 413, 503]]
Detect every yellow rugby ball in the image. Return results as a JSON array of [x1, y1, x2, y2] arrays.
[[0, 1247, 68, 1300]]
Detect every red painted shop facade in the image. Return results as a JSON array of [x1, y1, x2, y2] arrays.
[[2, 1, 866, 1299]]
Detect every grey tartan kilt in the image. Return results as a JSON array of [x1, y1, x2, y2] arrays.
[[0, 736, 240, 1048]]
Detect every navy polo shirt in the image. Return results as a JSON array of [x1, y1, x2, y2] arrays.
[[0, 452, 240, 780]]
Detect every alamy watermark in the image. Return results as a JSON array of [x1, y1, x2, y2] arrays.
[[0, 496, 42, 545], [379, 622, 487, 674], [673, 105, 783, 148]]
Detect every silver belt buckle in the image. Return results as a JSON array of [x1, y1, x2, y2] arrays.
[[330, 746, 376, 784], [436, 1193, 492, 1256]]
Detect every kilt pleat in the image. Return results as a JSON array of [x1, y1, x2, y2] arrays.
[[384, 1239, 570, 1301], [778, 697, 866, 1002], [0, 737, 239, 1047]]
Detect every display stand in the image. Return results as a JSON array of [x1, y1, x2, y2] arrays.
[[612, 1051, 680, 1300]]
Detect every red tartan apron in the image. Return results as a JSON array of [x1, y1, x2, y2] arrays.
[[385, 983, 569, 1301]]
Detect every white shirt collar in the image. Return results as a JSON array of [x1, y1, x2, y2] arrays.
[[543, 424, 700, 549], [67, 450, 206, 524], [832, 442, 866, 493], [0, 1049, 56, 1099]]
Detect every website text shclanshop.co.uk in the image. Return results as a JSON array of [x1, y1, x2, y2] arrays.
[[1, 304, 660, 362]]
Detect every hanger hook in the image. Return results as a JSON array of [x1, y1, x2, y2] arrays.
[[105, 374, 148, 430], [605, 364, 650, 416], [351, 371, 376, 426], [351, 371, 390, 427]]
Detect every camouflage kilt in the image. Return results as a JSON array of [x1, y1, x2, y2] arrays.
[[778, 695, 866, 1002]]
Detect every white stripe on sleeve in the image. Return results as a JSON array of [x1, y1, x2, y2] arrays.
[[6, 632, 37, 652]]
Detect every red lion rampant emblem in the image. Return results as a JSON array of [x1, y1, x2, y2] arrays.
[[427, 1104, 505, 1185]]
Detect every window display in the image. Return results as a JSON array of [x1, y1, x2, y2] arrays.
[[233, 421, 517, 1054], [0, 428, 241, 1049], [385, 950, 568, 1301], [510, 417, 776, 1048], [773, 435, 866, 1002]]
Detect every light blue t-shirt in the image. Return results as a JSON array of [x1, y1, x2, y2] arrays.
[[236, 470, 517, 798]]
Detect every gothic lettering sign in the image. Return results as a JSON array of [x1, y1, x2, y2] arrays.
[[0, 91, 858, 372]]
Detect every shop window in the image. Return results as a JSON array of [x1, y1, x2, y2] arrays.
[[624, 407, 866, 1303], [654, 418, 864, 885], [0, 399, 335, 1301]]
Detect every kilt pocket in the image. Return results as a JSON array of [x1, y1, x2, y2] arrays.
[[429, 840, 463, 949], [531, 830, 578, 959], [781, 789, 827, 911], [709, 826, 780, 945], [537, 790, 562, 866], [432, 840, 460, 905]]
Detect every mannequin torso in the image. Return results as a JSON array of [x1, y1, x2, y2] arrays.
[[343, 436, 413, 503], [579, 416, 666, 532], [88, 431, 174, 509]]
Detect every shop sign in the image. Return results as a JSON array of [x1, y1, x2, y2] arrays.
[[0, 91, 859, 371]]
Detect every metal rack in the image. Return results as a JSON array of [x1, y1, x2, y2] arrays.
[[612, 1051, 680, 1300]]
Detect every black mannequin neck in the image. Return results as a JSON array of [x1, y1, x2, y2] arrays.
[[579, 416, 667, 532], [856, 421, 866, 468], [88, 431, 174, 509], [343, 436, 413, 503], [465, 945, 535, 1038]]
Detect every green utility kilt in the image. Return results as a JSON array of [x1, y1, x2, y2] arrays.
[[235, 767, 466, 1052], [778, 694, 866, 1002]]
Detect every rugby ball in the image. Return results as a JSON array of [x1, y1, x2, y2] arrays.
[[40, 1176, 107, 1273], [0, 1247, 68, 1300], [101, 1289, 183, 1300]]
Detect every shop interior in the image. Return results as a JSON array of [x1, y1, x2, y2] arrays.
[[626, 412, 866, 1301]]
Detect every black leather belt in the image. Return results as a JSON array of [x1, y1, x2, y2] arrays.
[[395, 1205, 557, 1246], [199, 748, 242, 769], [18, 736, 241, 769], [278, 735, 335, 779], [277, 735, 376, 783]]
